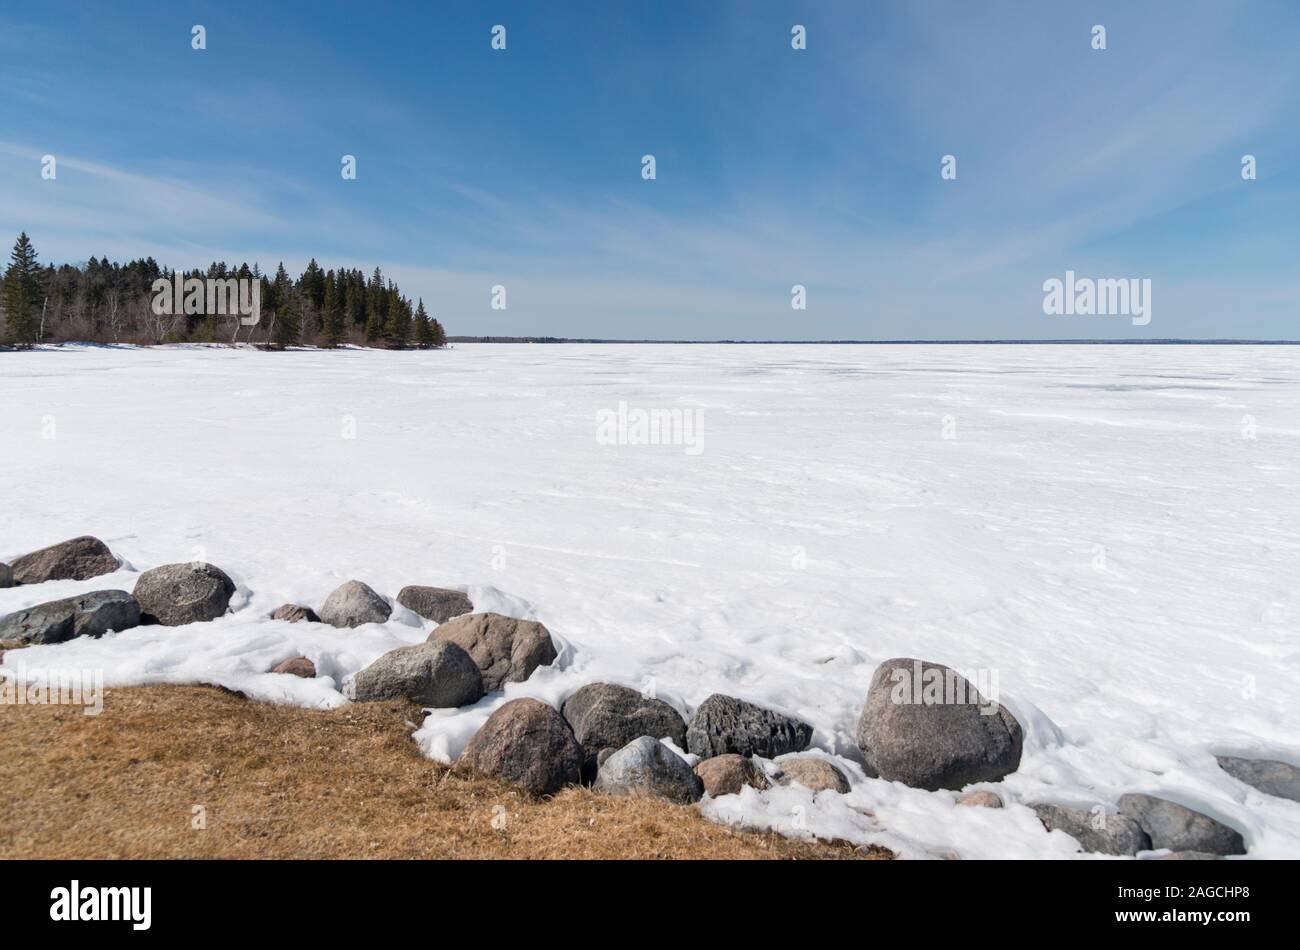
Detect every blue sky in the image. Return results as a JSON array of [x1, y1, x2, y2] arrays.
[[2, 0, 1297, 339]]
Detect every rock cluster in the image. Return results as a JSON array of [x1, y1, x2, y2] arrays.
[[0, 540, 1261, 858], [561, 682, 686, 777]]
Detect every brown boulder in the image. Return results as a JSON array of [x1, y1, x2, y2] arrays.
[[776, 755, 851, 794], [272, 656, 316, 678], [694, 754, 770, 797], [430, 612, 556, 692], [459, 698, 583, 796], [270, 604, 319, 623], [956, 790, 1004, 808], [11, 536, 119, 584]]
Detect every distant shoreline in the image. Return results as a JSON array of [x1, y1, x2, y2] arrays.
[[448, 337, 1300, 345]]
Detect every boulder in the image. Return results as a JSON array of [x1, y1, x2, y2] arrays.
[[10, 536, 119, 584], [1216, 755, 1300, 803], [855, 657, 1023, 791], [685, 694, 813, 759], [956, 790, 1004, 808], [272, 656, 316, 678], [1117, 794, 1246, 856], [0, 590, 141, 645], [353, 641, 482, 707], [594, 736, 704, 804], [694, 754, 770, 797], [396, 586, 473, 624], [270, 604, 319, 624], [319, 580, 391, 628], [430, 612, 556, 693], [133, 563, 235, 626], [0, 562, 11, 588], [561, 682, 688, 777], [1031, 803, 1151, 856], [459, 698, 583, 796], [776, 755, 851, 794]]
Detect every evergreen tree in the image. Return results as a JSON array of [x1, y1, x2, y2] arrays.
[[364, 267, 386, 342], [384, 283, 410, 348], [322, 270, 346, 347], [3, 232, 42, 345], [271, 294, 300, 349], [414, 298, 433, 348], [430, 316, 447, 348]]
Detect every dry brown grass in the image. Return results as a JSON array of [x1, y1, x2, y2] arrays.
[[0, 684, 892, 860]]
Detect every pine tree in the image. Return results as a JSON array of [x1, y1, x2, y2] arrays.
[[271, 293, 300, 349], [364, 267, 385, 342], [384, 284, 410, 348], [414, 298, 433, 348], [3, 232, 42, 345], [322, 270, 346, 347], [301, 258, 326, 311], [430, 316, 447, 348]]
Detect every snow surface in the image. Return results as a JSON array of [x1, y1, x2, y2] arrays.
[[2, 342, 1298, 859]]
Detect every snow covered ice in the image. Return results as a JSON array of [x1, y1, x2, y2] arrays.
[[2, 342, 1298, 859]]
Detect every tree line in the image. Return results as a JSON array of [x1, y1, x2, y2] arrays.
[[0, 232, 447, 349]]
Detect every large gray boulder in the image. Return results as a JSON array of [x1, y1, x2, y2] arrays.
[[10, 536, 119, 584], [0, 562, 11, 589], [133, 562, 236, 626], [396, 586, 473, 624], [459, 698, 583, 796], [1118, 794, 1246, 856], [686, 694, 813, 759], [776, 755, 851, 794], [0, 590, 140, 645], [1216, 755, 1300, 803], [561, 683, 687, 777], [429, 612, 556, 692], [353, 640, 483, 707], [595, 736, 704, 804], [694, 754, 770, 797], [855, 657, 1023, 791], [1031, 803, 1151, 856], [319, 580, 391, 628]]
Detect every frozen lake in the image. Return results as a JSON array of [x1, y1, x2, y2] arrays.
[[3, 343, 1298, 858]]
